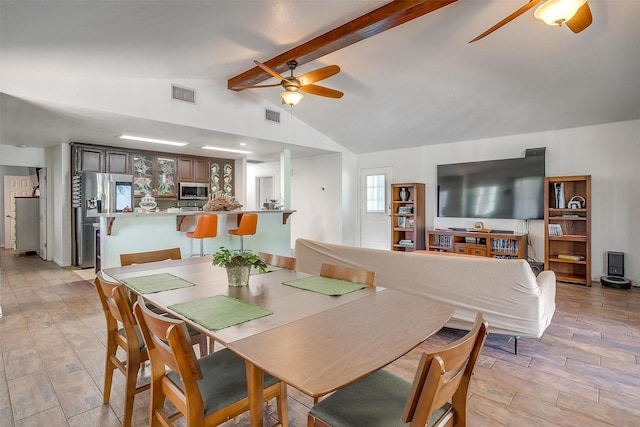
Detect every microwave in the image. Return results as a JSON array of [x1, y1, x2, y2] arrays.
[[179, 182, 209, 200]]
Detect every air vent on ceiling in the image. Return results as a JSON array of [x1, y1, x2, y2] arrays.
[[247, 159, 264, 164], [172, 85, 196, 103], [265, 109, 280, 123]]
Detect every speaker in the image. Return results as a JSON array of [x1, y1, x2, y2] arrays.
[[607, 251, 624, 276]]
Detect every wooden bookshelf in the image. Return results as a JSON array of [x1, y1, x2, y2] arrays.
[[391, 183, 425, 252], [544, 175, 591, 286]]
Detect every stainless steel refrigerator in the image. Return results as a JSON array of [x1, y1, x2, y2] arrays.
[[72, 172, 133, 268]]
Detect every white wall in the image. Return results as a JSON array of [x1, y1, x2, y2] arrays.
[[356, 119, 640, 284], [291, 153, 343, 248]]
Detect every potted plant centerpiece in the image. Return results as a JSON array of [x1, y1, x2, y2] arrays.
[[212, 247, 267, 286]]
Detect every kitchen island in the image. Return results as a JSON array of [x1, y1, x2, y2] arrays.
[[96, 210, 295, 270]]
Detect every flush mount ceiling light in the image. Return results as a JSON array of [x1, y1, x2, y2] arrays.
[[119, 134, 188, 146], [202, 146, 252, 154], [534, 0, 587, 26]]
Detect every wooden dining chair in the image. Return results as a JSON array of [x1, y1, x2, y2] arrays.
[[320, 263, 376, 286], [120, 247, 182, 266], [95, 272, 150, 427], [258, 251, 296, 270], [133, 299, 289, 427], [307, 313, 488, 427], [119, 247, 209, 357]]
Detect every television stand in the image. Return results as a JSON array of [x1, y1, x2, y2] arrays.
[[427, 229, 528, 259]]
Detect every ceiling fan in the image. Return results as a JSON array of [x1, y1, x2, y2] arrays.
[[469, 0, 593, 43], [231, 60, 343, 106]]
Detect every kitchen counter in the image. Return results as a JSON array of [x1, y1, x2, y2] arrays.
[[97, 210, 296, 269]]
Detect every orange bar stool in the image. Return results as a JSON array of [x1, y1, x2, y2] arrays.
[[186, 214, 218, 256], [228, 213, 258, 252]]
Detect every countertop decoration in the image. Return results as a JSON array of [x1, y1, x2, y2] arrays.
[[202, 191, 243, 211]]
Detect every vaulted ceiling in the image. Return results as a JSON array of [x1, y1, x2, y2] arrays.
[[2, 0, 639, 162]]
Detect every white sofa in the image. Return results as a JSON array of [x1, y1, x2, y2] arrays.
[[294, 238, 556, 338]]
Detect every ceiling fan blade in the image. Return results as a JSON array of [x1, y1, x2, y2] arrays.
[[469, 0, 542, 43], [566, 1, 592, 33], [230, 83, 282, 90], [253, 60, 291, 84], [300, 84, 344, 99], [298, 65, 341, 86]]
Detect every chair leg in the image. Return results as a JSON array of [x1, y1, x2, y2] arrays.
[[122, 355, 141, 427], [103, 341, 117, 403], [276, 382, 289, 427], [200, 238, 204, 257], [514, 335, 520, 355]]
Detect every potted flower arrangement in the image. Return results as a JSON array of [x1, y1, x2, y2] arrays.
[[212, 247, 267, 286]]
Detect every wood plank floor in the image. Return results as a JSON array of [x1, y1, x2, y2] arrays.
[[1, 250, 639, 426]]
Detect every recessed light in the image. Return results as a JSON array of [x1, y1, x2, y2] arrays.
[[240, 142, 247, 146], [202, 146, 252, 154], [120, 134, 188, 146]]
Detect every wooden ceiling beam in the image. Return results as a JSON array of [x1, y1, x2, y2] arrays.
[[228, 0, 457, 90]]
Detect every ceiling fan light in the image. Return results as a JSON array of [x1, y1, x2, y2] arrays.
[[534, 0, 587, 26], [281, 91, 303, 107]]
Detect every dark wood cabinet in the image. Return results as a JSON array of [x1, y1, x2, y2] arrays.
[[77, 147, 103, 172], [71, 143, 235, 198], [106, 150, 130, 174], [132, 153, 177, 199], [178, 157, 210, 183]]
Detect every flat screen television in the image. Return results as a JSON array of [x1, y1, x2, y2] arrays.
[[437, 155, 545, 220]]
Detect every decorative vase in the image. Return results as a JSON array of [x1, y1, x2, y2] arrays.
[[139, 195, 157, 212], [226, 265, 251, 286], [399, 187, 410, 201]]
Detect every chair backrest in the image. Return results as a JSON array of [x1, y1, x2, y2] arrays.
[[235, 213, 258, 235], [320, 263, 376, 286], [94, 272, 143, 353], [189, 214, 218, 239], [120, 247, 182, 266], [258, 252, 296, 270], [133, 299, 205, 415], [402, 313, 488, 427]]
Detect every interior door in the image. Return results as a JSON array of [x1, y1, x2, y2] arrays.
[[359, 167, 392, 249], [3, 175, 34, 249]]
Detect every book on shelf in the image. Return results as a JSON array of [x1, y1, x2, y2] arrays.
[[557, 254, 585, 261], [398, 239, 414, 246]]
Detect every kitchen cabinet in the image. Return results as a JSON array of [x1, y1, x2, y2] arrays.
[[210, 159, 235, 196], [178, 157, 210, 183], [132, 153, 177, 199], [106, 150, 131, 174], [76, 146, 103, 172]]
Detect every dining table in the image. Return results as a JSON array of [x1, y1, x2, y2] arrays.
[[103, 256, 455, 427]]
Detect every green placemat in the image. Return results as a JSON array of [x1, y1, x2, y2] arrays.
[[168, 295, 272, 331], [283, 276, 367, 296], [121, 273, 195, 294], [250, 264, 284, 275]]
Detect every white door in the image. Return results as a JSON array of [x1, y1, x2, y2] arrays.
[[359, 167, 392, 249], [256, 176, 274, 208], [3, 176, 34, 249], [38, 169, 47, 260]]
